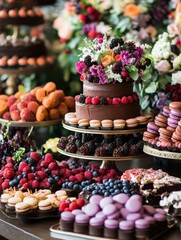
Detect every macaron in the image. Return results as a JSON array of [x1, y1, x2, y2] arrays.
[[89, 119, 101, 129], [84, 203, 99, 217], [23, 196, 38, 209], [15, 202, 30, 213], [101, 119, 113, 130], [154, 114, 167, 128], [61, 211, 75, 221], [38, 199, 52, 211], [113, 193, 129, 205], [119, 220, 134, 230], [158, 128, 172, 141], [143, 131, 156, 142], [99, 196, 113, 209], [126, 213, 142, 221], [89, 217, 104, 226], [147, 122, 159, 134], [107, 210, 121, 220], [103, 204, 117, 216], [104, 219, 119, 229], [153, 213, 166, 222], [125, 195, 142, 213], [162, 105, 170, 117], [78, 119, 89, 128], [120, 207, 130, 219], [135, 116, 148, 126], [72, 209, 84, 215], [89, 195, 103, 205], [113, 119, 126, 129], [143, 205, 155, 216], [95, 211, 106, 221], [172, 132, 181, 141], [167, 117, 178, 128], [7, 197, 22, 207], [126, 118, 139, 128], [64, 112, 76, 124], [75, 213, 90, 223], [135, 219, 149, 229], [69, 117, 80, 127], [169, 101, 181, 110]]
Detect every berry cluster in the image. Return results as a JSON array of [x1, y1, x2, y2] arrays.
[[0, 125, 36, 167], [75, 93, 139, 105], [80, 179, 140, 198], [58, 133, 144, 157], [59, 197, 85, 213], [166, 83, 181, 102], [0, 152, 63, 191]]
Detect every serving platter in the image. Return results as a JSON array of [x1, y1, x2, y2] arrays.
[[0, 118, 62, 127], [143, 145, 181, 160]]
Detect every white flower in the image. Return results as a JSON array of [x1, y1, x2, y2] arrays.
[[173, 54, 181, 69], [53, 10, 74, 40], [96, 22, 112, 35], [112, 0, 135, 14], [172, 71, 181, 84]]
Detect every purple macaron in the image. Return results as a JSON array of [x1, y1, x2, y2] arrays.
[[120, 207, 130, 219], [75, 213, 90, 223], [84, 203, 100, 217], [125, 195, 142, 213], [147, 122, 159, 134], [90, 195, 103, 205], [154, 213, 166, 222], [113, 193, 129, 205], [72, 209, 84, 215], [89, 217, 104, 226], [108, 210, 120, 220], [95, 211, 106, 221], [135, 219, 149, 229], [100, 196, 113, 209], [104, 219, 119, 229], [126, 213, 142, 221], [143, 205, 156, 216], [119, 220, 134, 230], [61, 211, 75, 221], [103, 204, 117, 216]]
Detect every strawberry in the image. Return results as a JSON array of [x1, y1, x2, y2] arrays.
[[76, 198, 85, 208], [84, 171, 93, 180], [20, 178, 27, 185], [85, 96, 92, 104], [2, 180, 10, 189], [121, 96, 129, 104], [30, 152, 41, 161], [44, 153, 54, 163], [75, 173, 83, 182], [59, 201, 69, 212], [22, 165, 31, 173], [69, 202, 79, 211], [112, 98, 121, 105], [91, 96, 100, 105], [18, 161, 28, 172], [69, 175, 76, 182], [32, 179, 39, 189], [28, 173, 35, 180], [22, 183, 28, 190], [3, 168, 14, 179], [48, 162, 57, 171]]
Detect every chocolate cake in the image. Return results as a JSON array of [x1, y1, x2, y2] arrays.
[[74, 36, 152, 122], [76, 81, 140, 121], [0, 34, 46, 58]]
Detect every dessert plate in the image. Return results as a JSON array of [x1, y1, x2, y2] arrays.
[[62, 121, 146, 135], [0, 118, 62, 127], [57, 148, 146, 161], [143, 145, 181, 160], [50, 221, 177, 240]]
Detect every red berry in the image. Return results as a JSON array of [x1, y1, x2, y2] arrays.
[[22, 183, 28, 190], [36, 171, 46, 180], [32, 179, 39, 188], [30, 152, 41, 161], [65, 169, 72, 178], [44, 153, 54, 163], [48, 162, 57, 171], [94, 176, 102, 182], [84, 171, 93, 180], [75, 95, 79, 102], [85, 96, 92, 104], [107, 98, 112, 104], [69, 175, 76, 182], [121, 70, 128, 77], [59, 201, 69, 212], [18, 161, 28, 172], [20, 178, 27, 185], [64, 208, 71, 212], [69, 202, 79, 211], [51, 170, 59, 176], [91, 96, 100, 105], [88, 30, 97, 39], [28, 173, 35, 180], [127, 96, 133, 103], [75, 173, 84, 182], [71, 169, 79, 175], [132, 93, 138, 101], [112, 98, 121, 105], [6, 157, 13, 163], [76, 198, 85, 208], [121, 96, 129, 104], [22, 166, 31, 173], [3, 168, 15, 179], [2, 180, 10, 190], [78, 14, 86, 23]]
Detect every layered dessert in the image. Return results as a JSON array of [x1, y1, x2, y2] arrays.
[[160, 191, 181, 216], [71, 36, 152, 123]]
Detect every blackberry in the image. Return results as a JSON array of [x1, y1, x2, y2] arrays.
[[136, 141, 144, 151], [77, 144, 90, 155], [95, 146, 108, 156], [87, 74, 94, 82], [125, 41, 135, 52], [79, 94, 86, 103], [75, 139, 82, 148], [67, 134, 76, 143], [129, 144, 139, 156], [114, 48, 121, 55], [75, 132, 82, 139], [87, 140, 96, 154], [84, 55, 92, 66], [115, 136, 124, 147], [65, 143, 77, 153], [119, 38, 124, 45], [171, 45, 180, 56], [122, 143, 129, 155], [92, 77, 99, 83], [107, 142, 115, 156], [113, 146, 124, 157], [100, 97, 108, 105], [82, 133, 91, 143], [110, 38, 120, 49], [112, 61, 122, 74], [102, 137, 112, 145], [58, 137, 68, 149]]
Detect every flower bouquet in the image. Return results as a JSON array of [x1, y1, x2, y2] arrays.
[[53, 0, 171, 95]]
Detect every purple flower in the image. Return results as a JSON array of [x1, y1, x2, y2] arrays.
[[75, 61, 86, 74], [90, 65, 98, 76], [90, 64, 108, 84], [121, 51, 135, 66]]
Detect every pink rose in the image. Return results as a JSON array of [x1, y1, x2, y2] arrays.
[[76, 61, 86, 74], [155, 60, 171, 73]]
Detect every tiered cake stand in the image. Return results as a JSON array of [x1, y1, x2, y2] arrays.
[[58, 121, 146, 170], [143, 145, 181, 160]]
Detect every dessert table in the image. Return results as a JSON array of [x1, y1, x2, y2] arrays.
[[0, 211, 180, 240]]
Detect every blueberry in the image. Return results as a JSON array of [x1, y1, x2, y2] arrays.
[[54, 176, 60, 181], [114, 189, 121, 194], [17, 184, 22, 188], [17, 175, 23, 181], [123, 189, 129, 194], [14, 165, 18, 171], [109, 182, 114, 188], [31, 166, 36, 172], [45, 169, 51, 174], [108, 179, 113, 183], [73, 184, 79, 190], [104, 191, 110, 197], [22, 172, 27, 177], [9, 180, 15, 187], [48, 177, 55, 183], [93, 171, 98, 177], [92, 190, 98, 195], [110, 189, 114, 193], [68, 182, 74, 188]]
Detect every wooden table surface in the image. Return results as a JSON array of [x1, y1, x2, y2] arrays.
[[0, 211, 180, 240]]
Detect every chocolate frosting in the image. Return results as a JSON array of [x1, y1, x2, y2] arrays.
[[0, 16, 44, 26]]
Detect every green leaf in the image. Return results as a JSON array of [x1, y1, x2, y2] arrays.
[[18, 85, 26, 93], [116, 17, 131, 33], [142, 73, 151, 82], [140, 96, 149, 110], [12, 147, 26, 163], [145, 82, 158, 93]]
